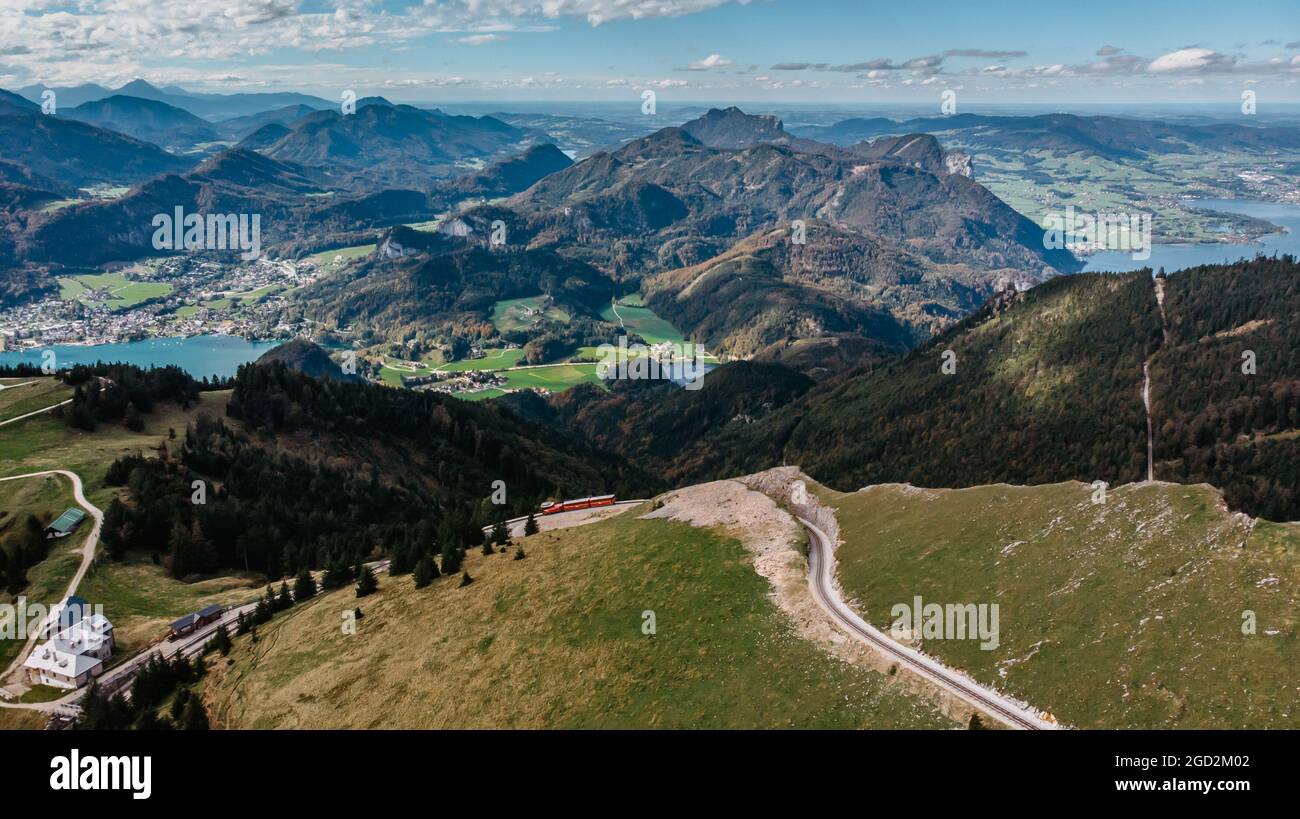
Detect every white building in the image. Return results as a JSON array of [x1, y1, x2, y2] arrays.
[[23, 614, 115, 690]]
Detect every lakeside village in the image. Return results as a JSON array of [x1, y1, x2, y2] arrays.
[[400, 365, 512, 398], [0, 255, 318, 353]]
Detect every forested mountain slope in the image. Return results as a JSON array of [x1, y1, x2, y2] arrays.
[[641, 257, 1300, 521], [1152, 256, 1300, 519]]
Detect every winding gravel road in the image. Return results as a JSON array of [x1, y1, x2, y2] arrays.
[[0, 469, 103, 689]]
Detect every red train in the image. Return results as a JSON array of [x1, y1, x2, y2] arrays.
[[540, 494, 616, 515]]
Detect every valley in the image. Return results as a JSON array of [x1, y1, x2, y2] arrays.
[[2, 32, 1300, 746]]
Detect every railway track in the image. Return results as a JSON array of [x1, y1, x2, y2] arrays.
[[799, 515, 1056, 730]]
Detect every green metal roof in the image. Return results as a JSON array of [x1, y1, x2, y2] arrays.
[[48, 507, 86, 534]]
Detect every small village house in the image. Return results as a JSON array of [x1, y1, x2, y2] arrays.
[[23, 613, 115, 690]]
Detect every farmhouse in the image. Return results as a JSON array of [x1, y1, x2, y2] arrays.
[[44, 507, 86, 539], [168, 604, 223, 638], [23, 613, 115, 690]]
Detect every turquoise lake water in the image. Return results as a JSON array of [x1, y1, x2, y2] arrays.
[[0, 335, 281, 380], [1081, 198, 1300, 274]]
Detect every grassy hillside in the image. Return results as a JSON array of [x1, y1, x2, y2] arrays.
[[203, 508, 952, 729], [823, 479, 1300, 729], [0, 377, 73, 423], [74, 555, 263, 657], [1, 390, 252, 672]]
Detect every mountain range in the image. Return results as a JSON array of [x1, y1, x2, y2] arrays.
[[488, 114, 1075, 279], [792, 112, 1300, 163], [17, 80, 333, 120], [61, 95, 220, 151]]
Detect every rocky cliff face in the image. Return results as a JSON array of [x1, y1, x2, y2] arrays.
[[944, 151, 973, 178]]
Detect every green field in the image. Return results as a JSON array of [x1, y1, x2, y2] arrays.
[[57, 273, 172, 310], [823, 479, 1300, 728], [970, 147, 1290, 243], [598, 302, 686, 345], [436, 348, 526, 372], [451, 388, 508, 402], [37, 198, 83, 214], [405, 218, 443, 232], [378, 357, 435, 388], [230, 285, 282, 301], [306, 244, 375, 273], [202, 508, 952, 729], [500, 363, 601, 392], [489, 296, 571, 333]]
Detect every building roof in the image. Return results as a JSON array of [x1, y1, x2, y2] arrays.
[[171, 604, 223, 632], [23, 614, 113, 680], [24, 645, 102, 679], [47, 507, 87, 534], [52, 614, 113, 654]]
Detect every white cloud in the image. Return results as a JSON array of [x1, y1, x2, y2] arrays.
[[456, 33, 506, 45], [0, 0, 742, 87], [685, 53, 732, 70], [1148, 47, 1234, 73]]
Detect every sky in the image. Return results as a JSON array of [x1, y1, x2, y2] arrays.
[[1, 0, 1298, 103]]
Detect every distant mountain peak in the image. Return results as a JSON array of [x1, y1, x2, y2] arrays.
[[681, 107, 787, 148], [853, 133, 972, 177], [117, 79, 164, 95]]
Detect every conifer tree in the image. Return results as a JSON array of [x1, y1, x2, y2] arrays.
[[208, 622, 232, 656], [356, 564, 378, 597], [440, 541, 461, 574], [491, 519, 510, 546], [413, 554, 436, 588], [294, 568, 317, 602]]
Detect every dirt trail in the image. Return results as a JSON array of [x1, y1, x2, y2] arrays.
[[0, 469, 102, 695], [1143, 277, 1170, 483]]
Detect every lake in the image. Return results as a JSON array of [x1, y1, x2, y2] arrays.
[[1082, 198, 1300, 274], [0, 335, 282, 380]]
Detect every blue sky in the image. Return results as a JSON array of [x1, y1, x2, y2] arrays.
[[3, 0, 1298, 102]]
